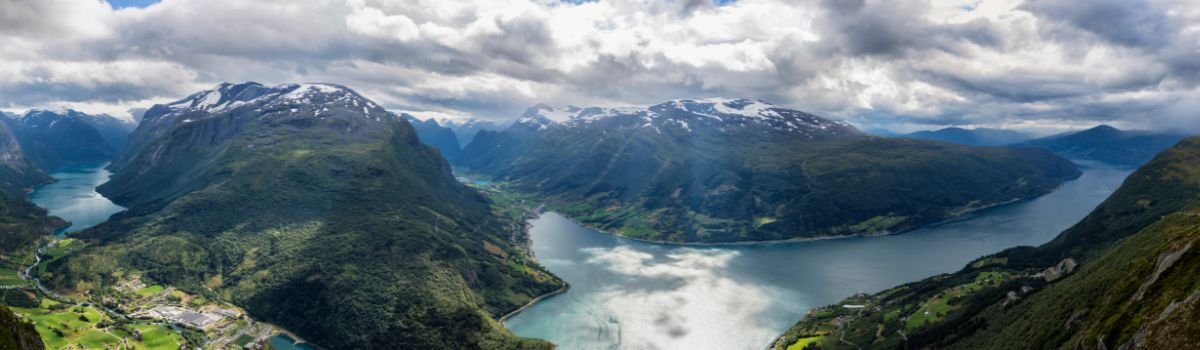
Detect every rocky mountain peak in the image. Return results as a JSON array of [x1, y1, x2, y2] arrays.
[[150, 82, 394, 126], [508, 98, 860, 138]]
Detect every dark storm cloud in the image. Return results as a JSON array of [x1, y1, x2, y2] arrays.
[[1021, 0, 1174, 48]]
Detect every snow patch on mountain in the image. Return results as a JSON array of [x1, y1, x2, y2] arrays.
[[156, 82, 395, 125], [513, 98, 858, 137]]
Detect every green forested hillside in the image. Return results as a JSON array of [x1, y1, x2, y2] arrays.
[[0, 305, 43, 350], [773, 137, 1200, 350], [459, 100, 1080, 243], [42, 83, 562, 349], [0, 115, 51, 350], [0, 121, 55, 262]]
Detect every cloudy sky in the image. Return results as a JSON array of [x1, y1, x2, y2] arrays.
[[1, 0, 1197, 133]]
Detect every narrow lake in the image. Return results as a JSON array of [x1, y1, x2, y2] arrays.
[[29, 162, 126, 235], [505, 163, 1131, 349]]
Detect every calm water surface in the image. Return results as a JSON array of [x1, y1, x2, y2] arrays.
[[506, 164, 1131, 350], [29, 162, 125, 235]]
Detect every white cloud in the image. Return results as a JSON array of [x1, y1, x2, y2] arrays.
[[0, 0, 1197, 132], [581, 246, 776, 349]]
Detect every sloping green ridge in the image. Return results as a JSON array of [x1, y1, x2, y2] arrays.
[[461, 121, 1080, 243], [44, 97, 561, 349], [773, 137, 1200, 350], [0, 118, 52, 349]]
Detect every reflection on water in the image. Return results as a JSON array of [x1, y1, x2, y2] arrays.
[[506, 164, 1131, 349], [29, 162, 126, 235]]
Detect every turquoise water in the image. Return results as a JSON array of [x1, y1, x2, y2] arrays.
[[29, 162, 126, 236], [506, 164, 1132, 349], [268, 335, 316, 350]]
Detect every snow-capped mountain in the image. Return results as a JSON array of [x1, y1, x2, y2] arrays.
[[19, 108, 136, 151], [146, 82, 396, 127], [510, 98, 860, 139], [77, 81, 562, 350], [456, 98, 1079, 243], [118, 81, 408, 175], [2, 108, 128, 169]]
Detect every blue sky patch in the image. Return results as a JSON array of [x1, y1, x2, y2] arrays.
[[108, 0, 160, 9]]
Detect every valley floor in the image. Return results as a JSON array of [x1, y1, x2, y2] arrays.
[[10, 237, 314, 350]]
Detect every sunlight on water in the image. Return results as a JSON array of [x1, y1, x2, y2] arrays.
[[506, 164, 1132, 349]]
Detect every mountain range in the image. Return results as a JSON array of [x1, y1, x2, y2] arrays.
[[456, 99, 1080, 243], [42, 82, 562, 349], [0, 109, 129, 170], [401, 114, 462, 160], [773, 136, 1200, 349], [1014, 125, 1190, 167], [902, 127, 1033, 146], [4, 85, 1192, 349], [441, 118, 509, 148]]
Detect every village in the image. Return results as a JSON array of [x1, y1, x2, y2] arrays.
[[114, 277, 290, 349]]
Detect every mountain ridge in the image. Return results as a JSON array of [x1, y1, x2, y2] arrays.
[[902, 127, 1032, 146], [44, 82, 563, 349], [772, 136, 1200, 350], [2, 109, 119, 170], [458, 100, 1080, 243], [401, 113, 462, 160], [1014, 125, 1189, 167]]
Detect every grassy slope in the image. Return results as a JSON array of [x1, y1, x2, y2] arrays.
[[44, 108, 561, 349], [772, 137, 1200, 350], [462, 124, 1079, 243], [12, 298, 182, 350]]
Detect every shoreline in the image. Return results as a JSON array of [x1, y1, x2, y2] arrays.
[[461, 165, 1091, 248], [553, 213, 892, 247], [542, 192, 1041, 248], [499, 283, 571, 324]]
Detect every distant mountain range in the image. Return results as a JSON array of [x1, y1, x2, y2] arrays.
[[0, 109, 133, 170], [400, 114, 462, 160], [1014, 125, 1190, 167], [441, 118, 509, 147], [898, 125, 1191, 167], [902, 127, 1033, 146], [774, 136, 1200, 349], [44, 82, 562, 349], [456, 98, 1080, 243]]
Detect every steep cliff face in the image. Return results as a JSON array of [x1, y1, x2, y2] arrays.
[[0, 122, 48, 189], [402, 114, 462, 160], [0, 121, 53, 256]]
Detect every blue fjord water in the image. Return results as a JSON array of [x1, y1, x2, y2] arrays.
[[506, 164, 1131, 349], [29, 162, 126, 236]]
